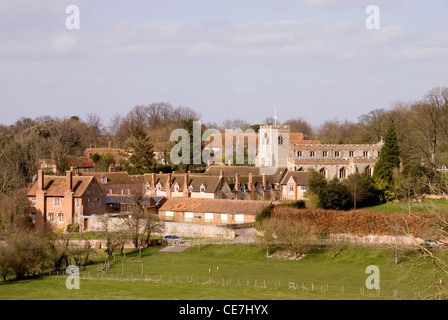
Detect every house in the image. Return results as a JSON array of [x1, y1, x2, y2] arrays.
[[27, 169, 106, 231], [205, 165, 288, 201], [145, 172, 230, 199], [159, 198, 272, 225], [279, 171, 311, 201], [80, 171, 146, 196], [38, 156, 95, 174]]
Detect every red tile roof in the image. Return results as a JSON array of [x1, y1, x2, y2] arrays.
[[160, 198, 272, 215], [27, 175, 95, 197]]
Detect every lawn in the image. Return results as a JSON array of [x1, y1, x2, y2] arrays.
[[0, 244, 441, 300], [363, 198, 448, 214]]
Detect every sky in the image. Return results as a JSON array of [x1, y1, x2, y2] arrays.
[[1, 0, 447, 128]]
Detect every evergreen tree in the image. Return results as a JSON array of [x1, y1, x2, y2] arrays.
[[120, 126, 155, 174], [372, 120, 400, 200]]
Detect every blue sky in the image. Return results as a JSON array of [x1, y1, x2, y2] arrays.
[[1, 0, 447, 128]]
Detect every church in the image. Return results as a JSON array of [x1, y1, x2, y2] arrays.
[[255, 124, 383, 180]]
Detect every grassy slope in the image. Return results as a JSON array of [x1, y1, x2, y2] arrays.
[[363, 199, 448, 214], [0, 244, 439, 300]]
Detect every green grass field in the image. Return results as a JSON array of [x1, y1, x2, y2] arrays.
[[0, 244, 443, 300], [363, 198, 448, 214]]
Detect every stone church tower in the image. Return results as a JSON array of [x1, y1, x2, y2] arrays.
[[256, 124, 290, 168]]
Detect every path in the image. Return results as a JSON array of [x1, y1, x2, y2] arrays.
[[159, 244, 190, 252]]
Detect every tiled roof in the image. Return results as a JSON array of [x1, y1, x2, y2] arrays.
[[149, 173, 223, 193], [160, 198, 272, 215], [292, 143, 383, 150], [81, 172, 145, 185], [106, 195, 165, 206], [280, 171, 311, 185], [294, 158, 378, 165], [27, 176, 94, 197], [205, 165, 287, 182], [67, 156, 95, 168]]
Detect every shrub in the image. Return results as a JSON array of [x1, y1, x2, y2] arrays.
[[66, 223, 79, 233]]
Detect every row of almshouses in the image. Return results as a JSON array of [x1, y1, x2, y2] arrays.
[[158, 198, 272, 224]]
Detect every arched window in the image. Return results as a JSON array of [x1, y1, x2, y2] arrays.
[[339, 167, 347, 179], [319, 167, 327, 178], [278, 136, 283, 145], [365, 166, 373, 176]]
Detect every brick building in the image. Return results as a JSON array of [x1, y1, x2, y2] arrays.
[[279, 171, 311, 201], [27, 169, 106, 231], [159, 198, 272, 225]]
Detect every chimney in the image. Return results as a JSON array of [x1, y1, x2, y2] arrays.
[[183, 173, 190, 198], [235, 173, 241, 200], [109, 163, 115, 173], [66, 170, 73, 192], [248, 173, 255, 200], [37, 170, 44, 191], [151, 173, 156, 195], [165, 173, 172, 198], [219, 170, 224, 177], [262, 174, 268, 201], [108, 141, 112, 150]]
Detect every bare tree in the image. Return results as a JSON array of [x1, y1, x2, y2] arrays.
[[84, 113, 104, 147], [257, 214, 317, 259], [283, 117, 313, 137], [118, 189, 164, 249]]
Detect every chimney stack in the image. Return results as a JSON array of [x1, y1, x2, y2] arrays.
[[235, 173, 241, 200], [109, 163, 115, 173], [262, 174, 268, 201], [66, 170, 73, 192], [183, 173, 190, 198], [248, 173, 255, 200], [165, 173, 172, 198], [37, 170, 45, 191], [151, 173, 156, 195]]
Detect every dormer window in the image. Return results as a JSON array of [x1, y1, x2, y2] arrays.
[[200, 184, 206, 193], [101, 175, 108, 184], [156, 183, 162, 191], [174, 184, 180, 192]]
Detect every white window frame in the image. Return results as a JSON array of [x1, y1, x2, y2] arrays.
[[235, 214, 244, 223], [165, 211, 174, 221], [54, 197, 61, 207], [205, 213, 214, 222]]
